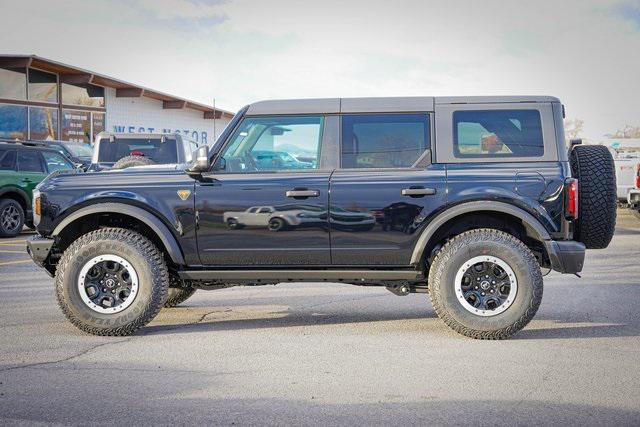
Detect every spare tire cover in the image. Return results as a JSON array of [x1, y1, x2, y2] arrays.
[[569, 145, 616, 249], [112, 155, 155, 170]]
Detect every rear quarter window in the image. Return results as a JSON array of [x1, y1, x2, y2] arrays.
[[453, 110, 544, 158]]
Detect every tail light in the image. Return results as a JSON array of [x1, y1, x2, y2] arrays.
[[565, 178, 578, 220], [636, 164, 640, 189]]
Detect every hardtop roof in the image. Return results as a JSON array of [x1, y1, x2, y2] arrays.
[[246, 96, 560, 115]]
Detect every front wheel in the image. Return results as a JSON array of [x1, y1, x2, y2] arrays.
[[428, 229, 543, 340], [55, 228, 169, 336]]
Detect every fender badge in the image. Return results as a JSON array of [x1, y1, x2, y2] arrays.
[[177, 189, 191, 201]]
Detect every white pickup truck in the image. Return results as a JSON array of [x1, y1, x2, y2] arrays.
[[611, 142, 640, 218]]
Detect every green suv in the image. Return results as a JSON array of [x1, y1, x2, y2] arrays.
[[0, 141, 75, 237]]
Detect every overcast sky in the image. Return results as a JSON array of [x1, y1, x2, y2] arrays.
[[1, 0, 639, 139]]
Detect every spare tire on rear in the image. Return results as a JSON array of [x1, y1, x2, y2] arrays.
[[113, 155, 155, 169], [569, 145, 616, 249]]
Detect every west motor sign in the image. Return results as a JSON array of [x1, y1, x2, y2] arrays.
[[111, 125, 211, 144]]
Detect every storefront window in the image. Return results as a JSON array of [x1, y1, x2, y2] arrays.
[[0, 104, 27, 140], [29, 106, 59, 140], [61, 109, 91, 143], [0, 67, 27, 100], [61, 83, 104, 107], [92, 112, 105, 141], [28, 69, 58, 103]]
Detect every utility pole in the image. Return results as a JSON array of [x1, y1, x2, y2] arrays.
[[212, 98, 216, 146]]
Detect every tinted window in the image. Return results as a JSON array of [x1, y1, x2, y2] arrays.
[[220, 116, 323, 173], [61, 109, 91, 143], [17, 151, 44, 173], [92, 112, 105, 142], [0, 67, 26, 100], [341, 114, 429, 168], [0, 104, 28, 140], [29, 106, 59, 140], [61, 83, 104, 107], [28, 69, 58, 102], [453, 110, 544, 158], [42, 151, 73, 173], [61, 141, 93, 158], [0, 149, 16, 170], [97, 138, 178, 164]]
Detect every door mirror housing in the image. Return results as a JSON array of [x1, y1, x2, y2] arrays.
[[186, 145, 210, 175]]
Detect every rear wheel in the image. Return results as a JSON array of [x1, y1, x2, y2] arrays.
[[55, 228, 168, 336], [428, 229, 543, 340], [268, 217, 286, 231], [165, 275, 197, 308], [570, 145, 617, 249], [0, 199, 24, 237]]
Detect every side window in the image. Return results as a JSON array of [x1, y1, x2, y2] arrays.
[[341, 114, 429, 169], [42, 151, 73, 173], [17, 150, 44, 173], [219, 116, 323, 173], [453, 110, 544, 158], [0, 149, 16, 170]]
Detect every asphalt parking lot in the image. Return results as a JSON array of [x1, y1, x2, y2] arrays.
[[1, 210, 639, 425]]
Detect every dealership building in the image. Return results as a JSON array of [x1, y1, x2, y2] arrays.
[[0, 55, 233, 146]]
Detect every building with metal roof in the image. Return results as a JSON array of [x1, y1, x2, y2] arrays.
[[0, 54, 234, 146]]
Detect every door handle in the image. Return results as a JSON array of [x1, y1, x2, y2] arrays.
[[286, 189, 320, 198], [401, 187, 436, 197], [21, 178, 32, 183]]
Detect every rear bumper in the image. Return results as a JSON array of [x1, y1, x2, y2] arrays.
[[627, 189, 640, 207], [26, 235, 54, 274], [545, 240, 585, 274]]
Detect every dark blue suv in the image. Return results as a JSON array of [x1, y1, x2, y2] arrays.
[[26, 96, 617, 339]]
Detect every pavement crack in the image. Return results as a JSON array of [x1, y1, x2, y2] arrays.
[[0, 338, 132, 373]]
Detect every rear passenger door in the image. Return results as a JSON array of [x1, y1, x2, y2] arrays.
[[16, 150, 48, 200], [329, 113, 447, 266]]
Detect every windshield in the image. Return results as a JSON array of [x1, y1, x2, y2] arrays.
[[61, 141, 93, 158], [97, 138, 178, 164]]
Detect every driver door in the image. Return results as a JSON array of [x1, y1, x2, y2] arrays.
[[195, 115, 332, 266]]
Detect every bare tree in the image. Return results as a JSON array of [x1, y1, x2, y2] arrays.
[[564, 118, 584, 140], [606, 125, 640, 139]]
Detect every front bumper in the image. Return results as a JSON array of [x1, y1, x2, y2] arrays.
[[545, 240, 585, 274], [26, 235, 54, 273]]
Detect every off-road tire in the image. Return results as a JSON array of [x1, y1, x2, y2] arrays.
[[428, 229, 543, 340], [113, 155, 155, 170], [570, 145, 616, 249], [0, 199, 24, 237], [165, 275, 197, 308], [55, 227, 169, 336]]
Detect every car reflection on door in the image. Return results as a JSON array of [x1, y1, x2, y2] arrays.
[[222, 203, 378, 232]]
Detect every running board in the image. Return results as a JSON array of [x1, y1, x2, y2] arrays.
[[178, 269, 423, 282]]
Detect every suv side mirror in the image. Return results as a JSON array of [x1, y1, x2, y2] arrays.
[[186, 145, 210, 175]]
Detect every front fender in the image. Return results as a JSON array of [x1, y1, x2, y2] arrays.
[[52, 202, 186, 266]]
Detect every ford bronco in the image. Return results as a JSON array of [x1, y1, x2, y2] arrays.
[[26, 96, 617, 339]]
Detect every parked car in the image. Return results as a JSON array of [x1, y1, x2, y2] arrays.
[[89, 132, 201, 171], [0, 139, 93, 170], [612, 146, 640, 218], [27, 96, 617, 339], [0, 141, 75, 237]]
